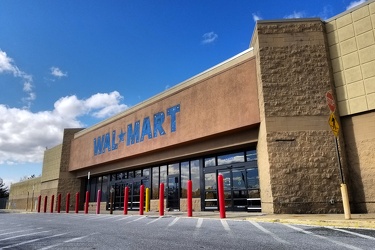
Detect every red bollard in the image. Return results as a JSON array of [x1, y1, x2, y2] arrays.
[[50, 195, 55, 213], [84, 191, 89, 214], [57, 194, 61, 213], [139, 185, 144, 215], [218, 174, 226, 219], [187, 180, 193, 217], [159, 183, 164, 216], [96, 190, 101, 214], [66, 193, 70, 213], [43, 196, 48, 213], [124, 187, 129, 215], [75, 192, 79, 213], [37, 195, 41, 213]]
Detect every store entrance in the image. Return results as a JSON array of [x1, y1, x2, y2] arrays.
[[203, 162, 260, 212], [167, 175, 180, 211], [110, 177, 148, 211]]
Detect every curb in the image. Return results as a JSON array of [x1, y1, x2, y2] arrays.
[[247, 217, 375, 229]]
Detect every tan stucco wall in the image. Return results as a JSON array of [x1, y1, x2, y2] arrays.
[[252, 19, 345, 213], [8, 177, 41, 210], [69, 53, 259, 171], [341, 112, 375, 213], [326, 1, 375, 115]]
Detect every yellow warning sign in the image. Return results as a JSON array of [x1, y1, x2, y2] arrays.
[[328, 113, 340, 137]]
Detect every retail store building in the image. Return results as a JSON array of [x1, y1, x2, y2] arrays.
[[9, 1, 375, 214]]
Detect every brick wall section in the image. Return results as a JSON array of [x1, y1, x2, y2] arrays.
[[8, 177, 41, 210], [56, 128, 85, 210], [341, 112, 375, 213], [253, 20, 347, 213]]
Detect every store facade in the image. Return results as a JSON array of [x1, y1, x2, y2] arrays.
[[9, 1, 375, 214]]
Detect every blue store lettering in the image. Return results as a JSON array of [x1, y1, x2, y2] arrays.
[[94, 104, 180, 156]]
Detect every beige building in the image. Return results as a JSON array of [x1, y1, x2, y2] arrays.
[[9, 1, 375, 214]]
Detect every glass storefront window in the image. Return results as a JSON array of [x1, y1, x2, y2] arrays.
[[142, 168, 150, 177], [180, 162, 189, 198], [205, 173, 216, 190], [168, 163, 179, 175], [101, 175, 108, 202], [204, 157, 216, 167], [247, 168, 259, 189], [246, 150, 257, 161], [190, 160, 200, 198], [135, 170, 142, 177], [232, 169, 246, 189], [152, 167, 159, 199], [128, 171, 134, 178], [217, 152, 244, 165]]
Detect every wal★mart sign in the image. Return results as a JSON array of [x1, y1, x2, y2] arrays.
[[93, 104, 180, 156]]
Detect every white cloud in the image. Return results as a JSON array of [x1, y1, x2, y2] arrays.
[[346, 0, 367, 10], [50, 66, 67, 78], [252, 13, 262, 22], [0, 91, 129, 165], [284, 11, 305, 19], [202, 32, 218, 44], [0, 49, 35, 107]]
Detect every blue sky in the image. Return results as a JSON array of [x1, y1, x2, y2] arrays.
[[0, 0, 368, 187]]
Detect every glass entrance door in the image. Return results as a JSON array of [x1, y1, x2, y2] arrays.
[[167, 175, 180, 210], [203, 163, 260, 212]]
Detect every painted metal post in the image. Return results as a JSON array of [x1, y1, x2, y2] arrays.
[[75, 192, 79, 213], [187, 180, 193, 217], [37, 195, 41, 213], [159, 183, 164, 216], [50, 195, 55, 213], [139, 185, 144, 215], [85, 191, 89, 214], [96, 190, 101, 214], [66, 193, 70, 213], [218, 174, 226, 219], [145, 188, 150, 212], [43, 196, 48, 213], [124, 187, 129, 215], [57, 194, 61, 213]]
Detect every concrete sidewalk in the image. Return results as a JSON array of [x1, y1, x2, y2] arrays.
[[2, 209, 375, 229]]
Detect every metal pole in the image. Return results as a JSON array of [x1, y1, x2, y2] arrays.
[[187, 180, 193, 217], [124, 187, 129, 215], [66, 193, 70, 213], [50, 195, 55, 213], [145, 188, 150, 212], [139, 185, 144, 215], [218, 174, 226, 219], [159, 183, 164, 216], [84, 191, 89, 214], [96, 190, 101, 214], [334, 137, 345, 184]]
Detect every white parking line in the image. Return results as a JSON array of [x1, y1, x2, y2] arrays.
[[220, 220, 231, 231], [146, 217, 162, 225], [168, 217, 180, 227], [0, 229, 34, 236], [0, 230, 50, 242], [328, 227, 375, 240], [1, 233, 67, 249], [285, 224, 362, 250], [86, 215, 114, 220], [39, 233, 97, 250], [248, 221, 290, 245], [196, 218, 203, 228], [116, 215, 133, 221], [125, 216, 145, 224]]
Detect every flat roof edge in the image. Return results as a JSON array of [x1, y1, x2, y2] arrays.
[[325, 0, 375, 22]]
